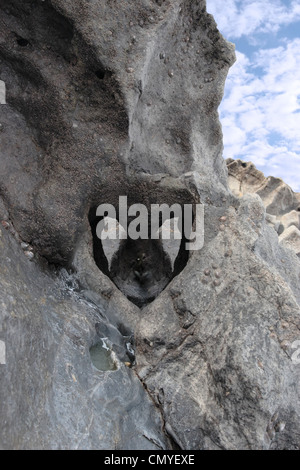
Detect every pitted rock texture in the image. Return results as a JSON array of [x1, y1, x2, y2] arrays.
[[0, 0, 234, 264], [135, 195, 300, 450], [227, 159, 300, 257], [1, 0, 300, 451]]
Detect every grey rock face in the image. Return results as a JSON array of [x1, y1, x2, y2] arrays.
[[0, 226, 170, 450], [0, 0, 234, 264], [135, 195, 300, 450], [279, 225, 300, 258], [1, 0, 300, 451]]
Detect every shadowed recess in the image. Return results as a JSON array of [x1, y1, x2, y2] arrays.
[[88, 207, 189, 308]]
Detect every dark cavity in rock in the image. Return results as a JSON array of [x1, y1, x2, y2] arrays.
[[94, 67, 113, 80], [15, 35, 30, 47], [88, 207, 189, 308]]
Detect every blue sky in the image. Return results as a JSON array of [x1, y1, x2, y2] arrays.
[[206, 0, 300, 192]]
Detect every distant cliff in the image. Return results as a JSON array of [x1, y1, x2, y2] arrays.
[[227, 158, 300, 258], [0, 0, 299, 450]]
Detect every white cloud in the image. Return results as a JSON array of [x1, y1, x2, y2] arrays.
[[219, 40, 300, 191], [207, 0, 300, 39], [207, 0, 300, 192]]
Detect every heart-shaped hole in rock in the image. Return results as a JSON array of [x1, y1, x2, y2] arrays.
[[89, 209, 189, 308]]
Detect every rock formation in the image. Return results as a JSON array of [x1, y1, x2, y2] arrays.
[[1, 0, 300, 450], [227, 158, 300, 258]]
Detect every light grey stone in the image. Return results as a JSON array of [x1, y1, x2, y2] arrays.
[[279, 225, 300, 258], [281, 210, 300, 231], [135, 197, 300, 450], [227, 159, 300, 255]]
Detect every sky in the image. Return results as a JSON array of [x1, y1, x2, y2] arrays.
[[206, 0, 300, 192]]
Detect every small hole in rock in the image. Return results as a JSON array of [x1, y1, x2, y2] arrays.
[[241, 162, 247, 168], [95, 69, 112, 80], [90, 341, 117, 371], [16, 37, 30, 47]]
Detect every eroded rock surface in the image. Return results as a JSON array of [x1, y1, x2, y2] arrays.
[[227, 158, 300, 258], [1, 0, 300, 450], [135, 194, 300, 450], [0, 0, 234, 263], [0, 223, 170, 450]]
